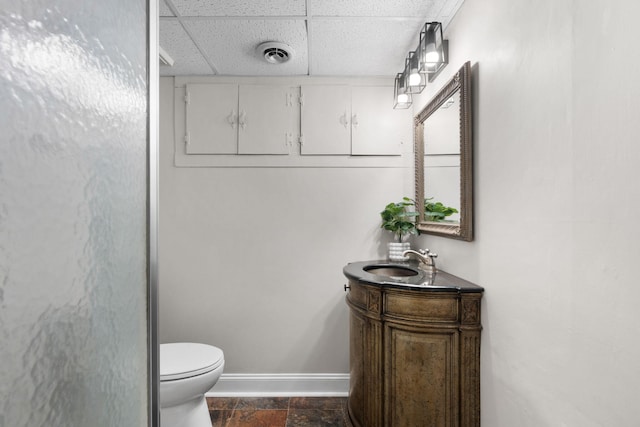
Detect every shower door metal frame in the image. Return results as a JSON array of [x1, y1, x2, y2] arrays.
[[147, 0, 160, 425]]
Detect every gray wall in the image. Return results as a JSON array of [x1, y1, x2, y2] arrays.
[[158, 77, 412, 373], [160, 0, 640, 423], [413, 0, 640, 425]]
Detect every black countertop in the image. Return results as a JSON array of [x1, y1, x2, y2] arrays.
[[343, 260, 483, 293]]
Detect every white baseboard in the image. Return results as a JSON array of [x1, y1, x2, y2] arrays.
[[205, 373, 349, 397]]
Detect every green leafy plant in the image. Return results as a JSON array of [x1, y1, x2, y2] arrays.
[[380, 197, 419, 242], [425, 198, 459, 222]]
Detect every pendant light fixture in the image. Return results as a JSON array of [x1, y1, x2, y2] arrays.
[[405, 51, 426, 94], [418, 22, 447, 79], [393, 21, 448, 108], [393, 72, 412, 109]]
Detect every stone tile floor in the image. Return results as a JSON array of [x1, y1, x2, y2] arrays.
[[207, 396, 350, 427]]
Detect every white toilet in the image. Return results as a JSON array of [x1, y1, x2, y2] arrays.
[[160, 342, 225, 427]]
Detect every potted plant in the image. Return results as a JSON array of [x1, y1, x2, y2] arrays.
[[380, 197, 418, 261]]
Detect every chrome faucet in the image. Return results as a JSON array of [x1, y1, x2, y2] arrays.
[[402, 248, 438, 272]]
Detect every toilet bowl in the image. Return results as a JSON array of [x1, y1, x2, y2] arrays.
[[160, 342, 225, 427]]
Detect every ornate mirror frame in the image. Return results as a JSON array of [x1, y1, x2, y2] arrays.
[[415, 61, 473, 241]]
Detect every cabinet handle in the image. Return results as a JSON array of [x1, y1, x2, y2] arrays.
[[344, 284, 350, 292], [351, 114, 359, 129], [339, 112, 349, 129], [227, 111, 237, 129]]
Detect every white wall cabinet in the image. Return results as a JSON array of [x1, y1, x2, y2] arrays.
[[175, 77, 413, 166], [351, 86, 409, 156], [299, 85, 352, 155], [184, 83, 299, 155], [238, 85, 299, 155], [185, 83, 237, 154], [300, 85, 410, 156]]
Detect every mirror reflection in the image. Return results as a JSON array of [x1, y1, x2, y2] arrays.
[[415, 61, 473, 240], [424, 89, 461, 223]]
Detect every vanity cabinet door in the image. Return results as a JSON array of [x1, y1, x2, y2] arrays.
[[384, 323, 459, 427], [347, 281, 384, 427], [348, 310, 366, 427], [349, 309, 384, 427]]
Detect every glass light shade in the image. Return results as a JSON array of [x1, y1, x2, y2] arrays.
[[393, 72, 412, 109], [419, 22, 446, 75], [405, 51, 426, 94]]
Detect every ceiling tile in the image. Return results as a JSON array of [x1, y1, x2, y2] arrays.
[[158, 0, 466, 76], [310, 19, 423, 76], [159, 0, 174, 17], [437, 0, 466, 27], [309, 0, 442, 17], [185, 19, 308, 75], [170, 0, 306, 17], [159, 20, 213, 76]]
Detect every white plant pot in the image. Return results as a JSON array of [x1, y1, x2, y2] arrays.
[[388, 242, 410, 262]]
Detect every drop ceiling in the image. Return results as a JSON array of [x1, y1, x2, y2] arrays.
[[159, 0, 464, 77]]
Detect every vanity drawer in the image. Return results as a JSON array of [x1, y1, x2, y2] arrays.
[[384, 291, 458, 322], [347, 281, 382, 314]]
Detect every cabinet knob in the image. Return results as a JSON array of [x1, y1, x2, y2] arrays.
[[344, 284, 350, 292], [227, 111, 237, 129], [339, 113, 349, 129]]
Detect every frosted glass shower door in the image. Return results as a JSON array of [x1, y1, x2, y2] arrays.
[[0, 1, 156, 426]]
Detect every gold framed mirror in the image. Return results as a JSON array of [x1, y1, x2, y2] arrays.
[[415, 61, 473, 241]]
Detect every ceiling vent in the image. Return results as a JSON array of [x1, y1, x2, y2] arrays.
[[256, 42, 293, 64]]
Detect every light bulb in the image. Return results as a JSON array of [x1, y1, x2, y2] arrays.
[[397, 93, 409, 104], [409, 69, 422, 86], [424, 45, 440, 64]]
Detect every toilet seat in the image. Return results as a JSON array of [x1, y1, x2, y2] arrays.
[[160, 342, 224, 381]]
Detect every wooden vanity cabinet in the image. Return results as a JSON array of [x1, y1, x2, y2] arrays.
[[346, 279, 482, 427]]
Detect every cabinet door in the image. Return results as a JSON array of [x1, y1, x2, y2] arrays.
[[238, 85, 298, 155], [349, 309, 383, 427], [351, 86, 410, 156], [349, 310, 367, 427], [185, 83, 238, 154], [300, 85, 351, 155], [384, 324, 459, 427]]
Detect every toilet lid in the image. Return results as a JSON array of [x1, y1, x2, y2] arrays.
[[160, 342, 224, 381]]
